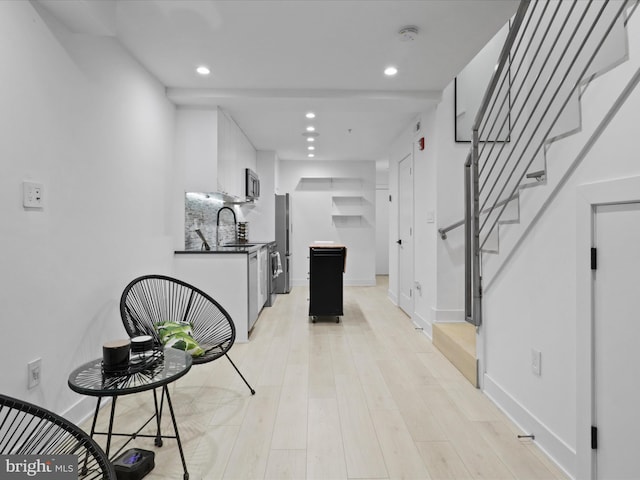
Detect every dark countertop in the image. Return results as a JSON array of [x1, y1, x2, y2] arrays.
[[175, 240, 276, 255]]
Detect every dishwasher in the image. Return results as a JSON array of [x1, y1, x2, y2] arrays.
[[248, 251, 259, 330], [308, 245, 346, 322]]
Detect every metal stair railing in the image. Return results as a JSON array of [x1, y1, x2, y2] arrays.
[[454, 0, 633, 326]]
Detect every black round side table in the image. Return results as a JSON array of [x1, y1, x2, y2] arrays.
[[68, 348, 192, 480]]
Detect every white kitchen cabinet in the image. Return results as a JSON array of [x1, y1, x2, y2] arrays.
[[218, 109, 256, 199], [216, 108, 229, 194], [175, 252, 253, 342], [237, 120, 257, 179], [176, 108, 219, 193], [216, 110, 236, 196], [177, 107, 256, 199]]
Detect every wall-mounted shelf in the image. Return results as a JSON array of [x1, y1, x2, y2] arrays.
[[331, 196, 364, 217], [331, 195, 364, 203], [298, 177, 363, 191]]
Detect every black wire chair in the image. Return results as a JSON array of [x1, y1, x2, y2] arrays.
[[0, 393, 115, 479], [120, 274, 255, 395]]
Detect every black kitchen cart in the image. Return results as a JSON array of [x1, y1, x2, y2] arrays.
[[308, 245, 347, 322]]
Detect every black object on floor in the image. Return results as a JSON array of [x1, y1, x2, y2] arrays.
[[112, 448, 155, 480]]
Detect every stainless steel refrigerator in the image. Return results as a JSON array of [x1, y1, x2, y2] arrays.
[[275, 193, 291, 293]]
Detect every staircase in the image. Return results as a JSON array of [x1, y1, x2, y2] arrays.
[[436, 0, 640, 383], [483, 0, 640, 289], [464, 0, 637, 326]]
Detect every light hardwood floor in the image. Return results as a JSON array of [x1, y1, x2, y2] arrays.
[[90, 277, 567, 479]]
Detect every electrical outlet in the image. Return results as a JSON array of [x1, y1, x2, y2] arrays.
[[531, 349, 541, 376], [23, 181, 44, 208], [27, 358, 42, 389]]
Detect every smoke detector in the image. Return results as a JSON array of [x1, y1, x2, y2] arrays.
[[398, 26, 419, 42]]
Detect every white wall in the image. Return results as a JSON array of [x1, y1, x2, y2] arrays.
[[434, 83, 472, 320], [388, 101, 468, 333], [0, 2, 175, 420], [411, 112, 438, 332], [278, 160, 376, 287]]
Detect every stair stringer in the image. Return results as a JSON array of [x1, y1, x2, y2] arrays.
[[519, 1, 630, 189], [481, 5, 640, 286]]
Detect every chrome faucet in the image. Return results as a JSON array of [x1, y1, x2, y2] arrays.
[[216, 206, 237, 245]]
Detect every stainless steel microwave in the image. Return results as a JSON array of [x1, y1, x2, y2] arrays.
[[246, 168, 260, 200]]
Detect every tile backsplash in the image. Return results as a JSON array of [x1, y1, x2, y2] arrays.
[[184, 193, 237, 250]]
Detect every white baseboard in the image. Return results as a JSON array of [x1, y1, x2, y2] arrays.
[[388, 289, 398, 305], [412, 311, 432, 339], [431, 308, 465, 322], [343, 279, 376, 286], [62, 396, 111, 428], [483, 374, 576, 480], [292, 279, 376, 287]]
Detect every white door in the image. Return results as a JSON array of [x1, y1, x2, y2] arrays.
[[593, 202, 640, 479], [398, 153, 414, 316], [375, 187, 390, 275]]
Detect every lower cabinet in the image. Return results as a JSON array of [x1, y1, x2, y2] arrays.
[[174, 253, 254, 342]]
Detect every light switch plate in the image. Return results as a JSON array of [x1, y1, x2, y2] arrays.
[[27, 358, 42, 389]]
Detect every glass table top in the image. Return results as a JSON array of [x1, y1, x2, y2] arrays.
[[68, 348, 192, 396]]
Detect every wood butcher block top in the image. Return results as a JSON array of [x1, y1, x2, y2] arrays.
[[309, 244, 347, 248]]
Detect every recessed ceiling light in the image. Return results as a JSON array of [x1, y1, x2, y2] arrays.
[[384, 66, 398, 76], [306, 126, 315, 132], [308, 153, 315, 158], [306, 112, 316, 119], [308, 146, 315, 151], [196, 65, 211, 75], [307, 137, 315, 142]]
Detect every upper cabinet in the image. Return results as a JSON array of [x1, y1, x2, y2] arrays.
[[176, 108, 219, 193], [218, 109, 257, 198], [177, 107, 256, 200]]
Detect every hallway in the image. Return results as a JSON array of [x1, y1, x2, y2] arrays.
[[98, 277, 567, 479]]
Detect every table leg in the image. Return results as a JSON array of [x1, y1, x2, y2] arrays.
[[105, 396, 118, 457], [88, 397, 102, 438], [152, 388, 163, 447], [163, 385, 189, 480], [81, 397, 103, 475]]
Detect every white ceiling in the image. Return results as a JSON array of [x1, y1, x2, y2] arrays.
[[38, 0, 518, 163]]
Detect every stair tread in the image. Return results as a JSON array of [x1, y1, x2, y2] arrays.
[[433, 323, 477, 387], [433, 322, 476, 357]]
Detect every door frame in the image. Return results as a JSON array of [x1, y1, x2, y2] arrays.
[[576, 175, 640, 480], [397, 152, 414, 317]]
